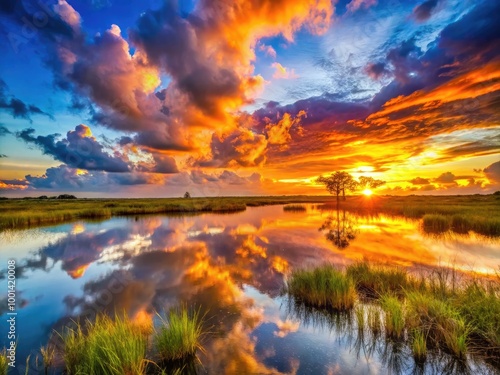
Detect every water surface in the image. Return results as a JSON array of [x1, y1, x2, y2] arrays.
[[1, 205, 499, 374]]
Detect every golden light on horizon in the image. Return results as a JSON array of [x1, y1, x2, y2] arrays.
[[362, 188, 373, 196]]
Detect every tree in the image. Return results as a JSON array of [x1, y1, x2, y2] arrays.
[[183, 191, 191, 199], [316, 171, 357, 202], [357, 176, 386, 191]]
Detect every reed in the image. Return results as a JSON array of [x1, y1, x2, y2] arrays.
[[380, 294, 405, 339], [287, 265, 356, 311], [60, 315, 148, 375], [155, 308, 204, 362]]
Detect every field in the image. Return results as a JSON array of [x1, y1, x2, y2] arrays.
[[1, 194, 499, 234]]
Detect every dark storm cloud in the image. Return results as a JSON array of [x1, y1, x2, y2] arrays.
[[17, 125, 130, 173], [0, 79, 53, 121], [413, 0, 439, 22], [364, 62, 390, 80]]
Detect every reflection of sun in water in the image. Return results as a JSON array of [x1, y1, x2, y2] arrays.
[[362, 189, 373, 196]]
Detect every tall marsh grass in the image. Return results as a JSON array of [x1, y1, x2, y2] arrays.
[[288, 265, 356, 311], [0, 349, 8, 375], [61, 315, 148, 375], [155, 308, 204, 361], [288, 262, 500, 363]]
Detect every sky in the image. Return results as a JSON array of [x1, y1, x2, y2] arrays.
[[0, 0, 498, 197]]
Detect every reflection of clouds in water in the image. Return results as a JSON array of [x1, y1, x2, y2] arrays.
[[7, 206, 500, 373]]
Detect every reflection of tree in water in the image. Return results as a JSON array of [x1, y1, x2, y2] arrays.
[[319, 208, 358, 249]]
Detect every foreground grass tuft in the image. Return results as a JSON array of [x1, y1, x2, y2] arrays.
[[288, 265, 356, 311], [411, 329, 427, 362], [406, 291, 468, 358], [346, 262, 409, 298], [380, 294, 405, 339], [61, 315, 148, 375], [0, 349, 8, 375], [155, 308, 203, 361]]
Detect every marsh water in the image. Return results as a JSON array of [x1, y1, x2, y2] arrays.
[[1, 204, 499, 374]]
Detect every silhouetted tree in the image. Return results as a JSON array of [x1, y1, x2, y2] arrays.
[[183, 191, 191, 199], [316, 171, 356, 202], [357, 176, 386, 191]]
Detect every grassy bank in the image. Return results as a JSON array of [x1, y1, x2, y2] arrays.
[[287, 262, 500, 362], [1, 194, 499, 235], [320, 194, 500, 236], [0, 196, 329, 231]]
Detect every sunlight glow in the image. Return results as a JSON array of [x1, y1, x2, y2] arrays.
[[362, 189, 373, 196]]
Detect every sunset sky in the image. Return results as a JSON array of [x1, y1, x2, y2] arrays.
[[0, 0, 498, 197]]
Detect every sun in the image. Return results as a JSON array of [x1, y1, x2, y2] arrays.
[[362, 189, 373, 196]]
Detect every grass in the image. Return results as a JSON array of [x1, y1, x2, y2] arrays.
[[60, 314, 148, 375], [283, 204, 307, 212], [287, 262, 500, 363], [380, 294, 405, 339], [0, 196, 329, 231], [287, 265, 356, 311], [422, 214, 451, 233], [0, 349, 8, 375], [40, 344, 56, 373], [406, 291, 468, 358], [367, 306, 381, 336], [411, 329, 427, 362], [346, 262, 409, 298], [1, 195, 499, 236], [319, 194, 500, 236], [155, 308, 203, 362]]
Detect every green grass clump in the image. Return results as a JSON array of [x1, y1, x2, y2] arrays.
[[454, 283, 500, 348], [155, 308, 203, 362], [450, 215, 471, 233], [0, 349, 8, 375], [61, 315, 148, 375], [288, 265, 356, 311], [283, 204, 307, 212], [422, 214, 451, 233], [380, 294, 405, 339], [411, 329, 427, 362], [346, 262, 409, 298], [406, 291, 468, 358]]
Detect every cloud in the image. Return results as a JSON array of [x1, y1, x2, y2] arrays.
[[483, 161, 500, 185], [346, 0, 377, 12], [265, 111, 306, 149], [413, 0, 439, 22], [410, 177, 430, 185], [20, 165, 161, 191], [0, 79, 53, 122], [364, 62, 390, 80], [0, 125, 11, 136], [272, 63, 299, 79], [258, 43, 277, 59], [434, 172, 456, 184], [17, 125, 131, 173], [198, 128, 268, 168]]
